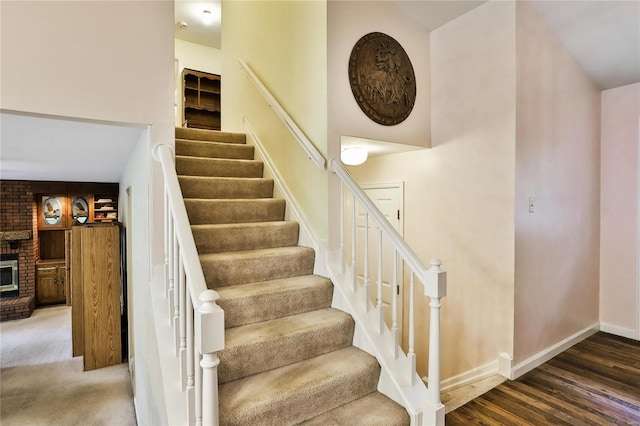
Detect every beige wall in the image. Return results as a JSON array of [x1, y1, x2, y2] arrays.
[[348, 1, 517, 379], [1, 1, 174, 422], [221, 0, 328, 238], [513, 2, 602, 364], [600, 82, 640, 338], [327, 1, 431, 151]]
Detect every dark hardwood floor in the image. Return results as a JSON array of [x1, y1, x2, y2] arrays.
[[446, 332, 640, 425]]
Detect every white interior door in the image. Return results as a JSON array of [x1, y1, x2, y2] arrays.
[[355, 183, 404, 338]]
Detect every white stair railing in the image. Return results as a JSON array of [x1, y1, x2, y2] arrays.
[[153, 143, 225, 426], [239, 58, 447, 425]]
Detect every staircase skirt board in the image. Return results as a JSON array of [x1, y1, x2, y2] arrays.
[[175, 128, 410, 425]]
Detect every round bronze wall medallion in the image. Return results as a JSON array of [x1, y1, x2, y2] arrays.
[[349, 32, 416, 126]]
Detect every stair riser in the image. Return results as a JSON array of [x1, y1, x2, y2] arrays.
[[193, 223, 299, 254], [176, 139, 254, 160], [219, 315, 354, 384], [176, 157, 263, 178], [217, 279, 333, 329], [201, 251, 315, 287], [185, 199, 284, 224], [175, 128, 246, 144], [179, 177, 274, 199]]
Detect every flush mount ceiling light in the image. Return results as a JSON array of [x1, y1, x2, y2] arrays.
[[202, 9, 215, 25], [341, 147, 368, 166]]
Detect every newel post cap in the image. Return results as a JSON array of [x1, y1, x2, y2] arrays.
[[196, 290, 224, 354], [424, 258, 447, 299]]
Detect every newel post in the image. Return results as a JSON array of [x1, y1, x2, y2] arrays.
[[196, 290, 225, 426], [424, 259, 447, 425]]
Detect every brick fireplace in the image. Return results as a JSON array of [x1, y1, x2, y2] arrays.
[[1, 180, 38, 321]]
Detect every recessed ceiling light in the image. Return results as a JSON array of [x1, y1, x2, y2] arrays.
[[202, 9, 214, 25]]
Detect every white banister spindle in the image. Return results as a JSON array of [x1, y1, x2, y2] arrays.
[[376, 229, 384, 335], [168, 214, 175, 314], [173, 236, 180, 324], [363, 212, 369, 312], [351, 194, 357, 293], [195, 352, 202, 426], [164, 188, 170, 296], [179, 257, 187, 386], [339, 182, 345, 272], [408, 272, 416, 385], [391, 250, 399, 358], [196, 290, 225, 426], [187, 290, 195, 388]]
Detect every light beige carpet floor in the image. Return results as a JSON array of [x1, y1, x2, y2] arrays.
[[1, 305, 136, 426]]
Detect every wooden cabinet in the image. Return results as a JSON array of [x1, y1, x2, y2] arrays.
[[182, 68, 221, 130], [36, 260, 66, 305], [93, 194, 118, 223], [71, 224, 122, 370]]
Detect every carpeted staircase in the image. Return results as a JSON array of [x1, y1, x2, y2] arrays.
[[175, 127, 410, 426]]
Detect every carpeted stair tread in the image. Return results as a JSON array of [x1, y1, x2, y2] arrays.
[[298, 392, 410, 426], [176, 139, 254, 160], [185, 199, 285, 224], [193, 221, 299, 253], [176, 156, 263, 178], [219, 308, 354, 384], [218, 346, 380, 426], [179, 176, 274, 199], [200, 246, 315, 288], [175, 127, 246, 144], [216, 275, 333, 328]]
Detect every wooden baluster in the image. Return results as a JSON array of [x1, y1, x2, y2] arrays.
[[196, 290, 225, 426], [173, 236, 180, 333], [339, 182, 345, 272], [164, 187, 170, 297]]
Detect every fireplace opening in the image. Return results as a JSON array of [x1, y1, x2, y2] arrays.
[[1, 254, 19, 298]]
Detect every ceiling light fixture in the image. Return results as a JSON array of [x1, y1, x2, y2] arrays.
[[341, 147, 368, 166], [201, 9, 214, 25]]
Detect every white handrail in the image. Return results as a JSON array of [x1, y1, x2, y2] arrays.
[[153, 143, 224, 426], [238, 59, 326, 170], [154, 144, 209, 303]]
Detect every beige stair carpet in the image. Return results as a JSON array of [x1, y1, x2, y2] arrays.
[[176, 126, 409, 426]]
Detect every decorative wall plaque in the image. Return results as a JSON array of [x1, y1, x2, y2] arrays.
[[349, 32, 416, 126]]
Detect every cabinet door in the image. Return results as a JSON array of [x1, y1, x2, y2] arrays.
[[38, 195, 68, 230], [82, 226, 121, 370], [36, 268, 59, 305]]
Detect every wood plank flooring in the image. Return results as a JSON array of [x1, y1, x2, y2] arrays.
[[446, 332, 640, 425]]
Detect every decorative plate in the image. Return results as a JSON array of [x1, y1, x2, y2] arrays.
[[348, 32, 416, 126]]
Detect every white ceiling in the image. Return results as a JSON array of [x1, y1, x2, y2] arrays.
[[0, 111, 145, 182], [175, 0, 221, 49]]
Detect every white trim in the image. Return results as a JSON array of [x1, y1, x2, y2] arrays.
[[600, 322, 639, 340], [242, 118, 328, 275], [497, 352, 513, 379], [510, 323, 599, 379], [430, 358, 499, 393]]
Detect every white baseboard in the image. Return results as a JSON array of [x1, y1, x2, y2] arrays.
[[435, 359, 499, 393], [600, 322, 639, 340], [510, 323, 599, 379]]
